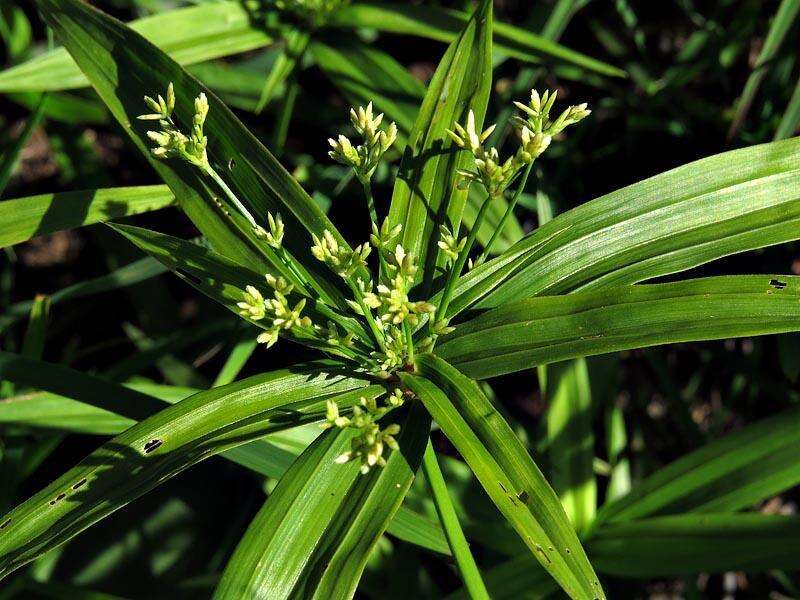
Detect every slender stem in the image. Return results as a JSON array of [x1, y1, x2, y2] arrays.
[[435, 193, 493, 329], [346, 279, 387, 353], [421, 441, 489, 600], [204, 165, 259, 229], [361, 178, 379, 225], [362, 178, 390, 280], [402, 320, 414, 364], [479, 161, 534, 263]]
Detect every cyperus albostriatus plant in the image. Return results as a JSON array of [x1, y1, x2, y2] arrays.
[[139, 83, 587, 474]]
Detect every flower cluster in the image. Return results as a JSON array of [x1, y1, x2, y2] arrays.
[[138, 83, 210, 171], [328, 102, 398, 182], [322, 391, 405, 473], [447, 89, 589, 199], [236, 271, 312, 348]]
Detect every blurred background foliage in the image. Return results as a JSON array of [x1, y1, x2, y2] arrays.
[[1, 0, 799, 598]]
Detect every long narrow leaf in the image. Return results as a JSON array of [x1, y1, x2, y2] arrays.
[[0, 364, 372, 579], [0, 186, 174, 249], [387, 0, 493, 293], [400, 354, 604, 600], [446, 137, 800, 317], [439, 276, 800, 379], [594, 406, 800, 525], [215, 402, 429, 599]]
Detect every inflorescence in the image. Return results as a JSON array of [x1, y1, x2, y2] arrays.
[[139, 84, 589, 472]]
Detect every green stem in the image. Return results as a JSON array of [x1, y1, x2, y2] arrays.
[[361, 178, 379, 225], [421, 441, 489, 600], [362, 179, 390, 280], [204, 165, 259, 230], [479, 161, 534, 263], [435, 193, 493, 329], [402, 320, 414, 364], [347, 279, 387, 353]]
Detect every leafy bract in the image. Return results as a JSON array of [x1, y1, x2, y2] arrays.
[[387, 0, 493, 294], [400, 354, 603, 600], [447, 137, 800, 317], [215, 403, 430, 599], [439, 275, 800, 378], [36, 0, 353, 311], [0, 364, 373, 579]]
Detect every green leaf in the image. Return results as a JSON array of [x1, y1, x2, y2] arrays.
[[589, 514, 800, 577], [439, 275, 800, 379], [329, 1, 625, 78], [0, 2, 273, 93], [400, 354, 604, 600], [447, 137, 800, 317], [594, 406, 800, 525], [0, 364, 373, 579], [545, 358, 595, 534], [0, 354, 445, 555], [37, 0, 352, 312], [387, 0, 493, 294], [110, 224, 369, 342], [727, 0, 800, 138], [0, 186, 174, 249], [214, 402, 430, 599]]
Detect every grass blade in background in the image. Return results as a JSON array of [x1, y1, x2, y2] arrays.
[[589, 514, 800, 576], [329, 1, 625, 78], [0, 95, 47, 196], [440, 275, 800, 379], [0, 186, 175, 248], [545, 358, 596, 534], [775, 75, 800, 139], [401, 354, 604, 600], [0, 2, 273, 93], [727, 0, 800, 139], [594, 406, 800, 525], [387, 0, 492, 293]]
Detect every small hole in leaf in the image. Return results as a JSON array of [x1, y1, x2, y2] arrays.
[[769, 278, 787, 290], [56, 494, 66, 501], [228, 158, 236, 170], [0, 519, 10, 529], [517, 490, 529, 504], [144, 439, 163, 454], [72, 478, 87, 490]]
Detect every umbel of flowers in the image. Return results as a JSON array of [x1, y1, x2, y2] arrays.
[[139, 85, 589, 472]]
